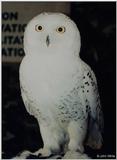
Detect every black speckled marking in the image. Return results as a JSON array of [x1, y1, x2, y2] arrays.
[[57, 81, 87, 123], [86, 105, 91, 113], [76, 86, 79, 89], [86, 105, 89, 112], [58, 105, 64, 109], [62, 102, 67, 107], [87, 72, 90, 76], [91, 81, 95, 86], [85, 82, 90, 86], [85, 99, 88, 102], [86, 105, 89, 108], [61, 120, 66, 123]]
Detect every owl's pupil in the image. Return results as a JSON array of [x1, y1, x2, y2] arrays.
[[58, 27, 63, 32], [38, 26, 42, 30]]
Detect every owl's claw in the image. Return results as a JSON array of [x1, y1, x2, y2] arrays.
[[36, 148, 63, 159], [63, 151, 90, 159], [36, 148, 52, 158]]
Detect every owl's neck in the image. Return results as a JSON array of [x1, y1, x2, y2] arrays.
[[24, 44, 80, 60]]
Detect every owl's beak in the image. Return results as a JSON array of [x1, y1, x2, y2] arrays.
[[46, 35, 50, 47]]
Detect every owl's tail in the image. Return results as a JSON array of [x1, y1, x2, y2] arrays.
[[85, 117, 103, 149]]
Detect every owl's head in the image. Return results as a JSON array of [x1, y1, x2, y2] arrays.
[[24, 12, 81, 57]]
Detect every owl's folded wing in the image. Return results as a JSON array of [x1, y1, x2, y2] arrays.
[[81, 61, 104, 149]]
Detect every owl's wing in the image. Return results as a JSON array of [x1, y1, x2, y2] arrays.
[[19, 71, 35, 117], [81, 61, 104, 149], [20, 84, 32, 115]]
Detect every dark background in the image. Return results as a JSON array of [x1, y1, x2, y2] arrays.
[[2, 2, 116, 159]]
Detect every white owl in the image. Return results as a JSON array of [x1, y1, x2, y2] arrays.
[[19, 12, 104, 159]]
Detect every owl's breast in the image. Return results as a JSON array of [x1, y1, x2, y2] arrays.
[[20, 54, 82, 107]]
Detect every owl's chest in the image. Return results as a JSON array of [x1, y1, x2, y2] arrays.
[[20, 55, 81, 100]]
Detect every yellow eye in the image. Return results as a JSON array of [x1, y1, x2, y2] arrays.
[[35, 25, 43, 32], [56, 26, 66, 33]]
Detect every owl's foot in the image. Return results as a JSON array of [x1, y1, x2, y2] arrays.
[[11, 149, 62, 159], [63, 151, 90, 159], [34, 148, 52, 158]]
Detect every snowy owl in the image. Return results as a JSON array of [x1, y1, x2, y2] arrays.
[[19, 12, 104, 159]]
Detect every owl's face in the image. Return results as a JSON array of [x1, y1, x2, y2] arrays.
[[24, 12, 81, 57]]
